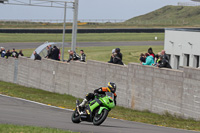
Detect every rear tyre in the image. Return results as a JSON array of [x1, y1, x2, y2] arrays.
[[93, 109, 108, 126], [71, 109, 81, 123]]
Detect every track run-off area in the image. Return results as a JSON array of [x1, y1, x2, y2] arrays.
[[0, 94, 198, 133]]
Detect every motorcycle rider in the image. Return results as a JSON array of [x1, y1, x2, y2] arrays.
[[79, 82, 117, 113]]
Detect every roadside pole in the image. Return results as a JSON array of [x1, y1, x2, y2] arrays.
[[71, 0, 79, 52], [62, 2, 67, 61]]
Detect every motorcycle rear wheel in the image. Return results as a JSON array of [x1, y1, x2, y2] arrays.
[[71, 109, 81, 123], [93, 109, 108, 126]]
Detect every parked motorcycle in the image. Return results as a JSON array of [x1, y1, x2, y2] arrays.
[[71, 92, 115, 126]]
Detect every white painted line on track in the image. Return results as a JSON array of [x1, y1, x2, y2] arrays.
[[0, 94, 74, 112]]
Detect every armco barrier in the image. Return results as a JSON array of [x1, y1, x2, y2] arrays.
[[1, 28, 200, 33], [0, 28, 165, 33], [0, 57, 200, 120]]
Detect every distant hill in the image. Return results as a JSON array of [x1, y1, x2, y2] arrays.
[[126, 6, 200, 26]]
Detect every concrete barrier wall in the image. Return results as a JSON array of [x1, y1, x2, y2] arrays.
[[1, 57, 200, 120], [129, 63, 184, 115], [182, 67, 200, 119]]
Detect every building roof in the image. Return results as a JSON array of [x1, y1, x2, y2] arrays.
[[191, 0, 200, 2], [165, 28, 200, 32]]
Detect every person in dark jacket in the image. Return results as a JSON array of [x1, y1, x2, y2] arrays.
[[108, 49, 115, 63], [139, 53, 146, 63], [33, 51, 41, 60], [11, 48, 18, 58], [80, 50, 86, 62], [158, 56, 172, 69], [160, 50, 169, 61], [5, 49, 11, 59], [67, 50, 80, 62], [18, 50, 24, 56], [51, 46, 59, 61], [1, 47, 6, 58], [45, 45, 53, 59], [113, 48, 124, 65]]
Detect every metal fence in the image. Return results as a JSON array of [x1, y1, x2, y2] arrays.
[[0, 19, 198, 28], [0, 19, 126, 23]]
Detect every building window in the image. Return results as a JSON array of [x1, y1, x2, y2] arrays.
[[184, 54, 190, 67], [175, 55, 180, 69], [194, 55, 200, 68]]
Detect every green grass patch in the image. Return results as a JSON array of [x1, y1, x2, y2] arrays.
[[0, 81, 200, 131], [0, 124, 77, 133], [19, 45, 164, 65], [126, 6, 200, 27], [0, 33, 164, 43]]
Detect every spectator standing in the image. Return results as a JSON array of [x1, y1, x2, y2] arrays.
[[80, 50, 86, 62], [160, 50, 169, 61], [5, 49, 11, 59], [46, 45, 53, 59], [11, 48, 18, 58], [141, 53, 154, 66], [148, 47, 155, 58], [1, 47, 6, 58], [113, 48, 124, 65], [139, 53, 146, 63], [108, 49, 115, 63], [67, 50, 80, 62], [18, 50, 24, 56], [45, 46, 49, 58], [51, 46, 59, 61], [33, 51, 41, 60], [158, 56, 172, 69]]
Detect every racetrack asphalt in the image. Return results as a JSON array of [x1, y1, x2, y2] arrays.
[[0, 41, 163, 50], [0, 95, 198, 133]]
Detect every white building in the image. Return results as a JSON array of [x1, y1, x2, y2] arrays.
[[164, 28, 200, 69]]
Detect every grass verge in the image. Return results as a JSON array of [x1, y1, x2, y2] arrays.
[[0, 33, 164, 43], [0, 81, 200, 131], [0, 124, 77, 133]]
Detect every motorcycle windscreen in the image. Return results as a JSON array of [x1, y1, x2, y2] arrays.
[[105, 92, 114, 100]]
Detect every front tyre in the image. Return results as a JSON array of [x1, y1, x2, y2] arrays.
[[93, 109, 108, 126], [71, 109, 81, 123]]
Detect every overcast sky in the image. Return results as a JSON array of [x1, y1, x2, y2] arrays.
[[0, 0, 192, 20]]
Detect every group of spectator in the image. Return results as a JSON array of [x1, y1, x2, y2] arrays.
[[0, 47, 24, 59], [45, 45, 60, 60], [2, 44, 170, 69], [108, 48, 124, 65], [67, 49, 86, 62], [34, 45, 60, 61], [140, 47, 171, 69], [33, 45, 86, 63]]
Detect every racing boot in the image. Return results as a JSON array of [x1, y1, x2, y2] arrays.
[[79, 98, 88, 115]]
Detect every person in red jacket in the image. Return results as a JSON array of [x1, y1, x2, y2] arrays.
[[148, 47, 155, 58], [79, 82, 117, 110]]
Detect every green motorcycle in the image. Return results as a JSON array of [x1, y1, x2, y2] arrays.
[[71, 92, 116, 126]]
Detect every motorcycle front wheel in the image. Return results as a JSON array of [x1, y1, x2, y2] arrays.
[[93, 109, 108, 126], [71, 109, 81, 123]]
